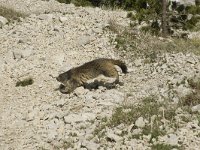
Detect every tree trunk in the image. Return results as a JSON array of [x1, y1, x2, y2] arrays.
[[162, 0, 167, 37]]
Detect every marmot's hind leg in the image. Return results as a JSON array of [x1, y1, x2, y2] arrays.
[[102, 66, 119, 84]]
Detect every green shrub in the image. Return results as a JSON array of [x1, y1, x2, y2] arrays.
[[186, 5, 200, 15], [184, 16, 200, 30], [127, 12, 133, 18]]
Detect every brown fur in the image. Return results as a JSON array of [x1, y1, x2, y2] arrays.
[[56, 58, 127, 93]]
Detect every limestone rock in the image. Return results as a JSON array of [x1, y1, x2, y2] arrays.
[[106, 132, 123, 142], [59, 16, 68, 23], [166, 134, 179, 146], [38, 14, 54, 21], [134, 59, 143, 67], [12, 48, 33, 60], [175, 85, 192, 98], [64, 113, 96, 124], [81, 140, 100, 150], [0, 16, 8, 27], [77, 35, 91, 46], [135, 117, 145, 128], [191, 104, 200, 112]]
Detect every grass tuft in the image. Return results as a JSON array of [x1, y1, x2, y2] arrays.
[[151, 143, 180, 150], [0, 6, 27, 22], [16, 78, 34, 87], [106, 21, 200, 63], [179, 77, 200, 107], [94, 96, 177, 142]]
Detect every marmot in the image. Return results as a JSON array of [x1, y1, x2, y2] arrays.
[[56, 58, 127, 93]]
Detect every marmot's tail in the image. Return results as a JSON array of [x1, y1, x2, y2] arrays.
[[111, 59, 128, 74]]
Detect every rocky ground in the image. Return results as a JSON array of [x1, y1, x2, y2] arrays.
[[0, 0, 200, 150]]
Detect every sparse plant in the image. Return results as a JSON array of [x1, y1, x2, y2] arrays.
[[179, 77, 200, 107], [106, 21, 200, 62], [180, 115, 190, 123], [16, 78, 34, 87], [62, 141, 74, 149], [71, 0, 92, 7], [127, 12, 133, 18], [151, 143, 180, 150], [197, 115, 200, 126], [93, 122, 107, 138], [79, 125, 86, 129], [107, 19, 123, 34], [69, 132, 78, 137], [56, 0, 92, 6], [94, 96, 177, 142], [188, 78, 200, 90], [56, 0, 71, 4], [0, 6, 27, 22], [179, 92, 200, 107]]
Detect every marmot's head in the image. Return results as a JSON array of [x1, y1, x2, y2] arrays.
[[56, 70, 71, 83]]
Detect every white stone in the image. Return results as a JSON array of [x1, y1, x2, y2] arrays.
[[132, 129, 142, 135], [187, 56, 197, 64], [38, 14, 53, 21], [0, 16, 8, 27], [192, 104, 200, 112], [135, 117, 145, 128], [166, 134, 179, 146], [74, 87, 86, 95], [187, 14, 193, 20], [66, 3, 75, 8], [77, 35, 91, 46], [106, 133, 123, 142], [53, 53, 65, 66], [64, 113, 95, 123], [26, 112, 35, 121], [47, 130, 58, 142], [81, 140, 100, 150], [175, 85, 192, 98], [171, 0, 196, 6], [59, 16, 68, 23], [134, 59, 143, 67], [55, 99, 66, 107], [12, 48, 33, 60]]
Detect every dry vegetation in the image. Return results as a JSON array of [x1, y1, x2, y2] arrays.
[[105, 20, 200, 63], [16, 78, 34, 87], [0, 6, 27, 22], [94, 96, 178, 144], [94, 20, 200, 148], [179, 77, 200, 107]]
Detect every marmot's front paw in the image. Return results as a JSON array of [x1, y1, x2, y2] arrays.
[[59, 84, 71, 94]]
